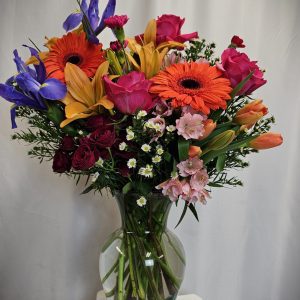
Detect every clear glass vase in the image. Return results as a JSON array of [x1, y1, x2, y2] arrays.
[[99, 192, 186, 300]]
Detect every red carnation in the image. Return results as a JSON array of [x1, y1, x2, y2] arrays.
[[104, 15, 129, 29], [231, 35, 245, 48]]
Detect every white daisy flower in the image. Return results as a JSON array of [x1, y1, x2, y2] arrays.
[[137, 196, 147, 207], [141, 144, 151, 152], [138, 165, 153, 178], [119, 142, 127, 151], [126, 132, 135, 141], [166, 125, 176, 132], [127, 158, 137, 169], [156, 146, 164, 155], [152, 155, 162, 164], [136, 110, 147, 119]]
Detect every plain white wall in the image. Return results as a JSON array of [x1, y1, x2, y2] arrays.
[[0, 0, 299, 300]]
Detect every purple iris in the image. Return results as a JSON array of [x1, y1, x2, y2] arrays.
[[63, 0, 116, 42], [0, 47, 67, 128]]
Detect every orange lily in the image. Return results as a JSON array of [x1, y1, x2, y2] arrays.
[[127, 19, 185, 79], [60, 61, 114, 128]]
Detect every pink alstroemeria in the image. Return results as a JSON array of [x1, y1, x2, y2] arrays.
[[177, 157, 204, 177], [190, 170, 209, 191], [104, 71, 155, 114], [156, 178, 183, 202], [176, 113, 205, 140]]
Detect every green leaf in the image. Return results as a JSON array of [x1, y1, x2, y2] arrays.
[[135, 181, 152, 196], [122, 182, 133, 194], [163, 151, 172, 162], [208, 182, 224, 188], [175, 202, 188, 228], [188, 203, 199, 222], [230, 71, 254, 99], [216, 153, 226, 172], [81, 184, 94, 195], [178, 138, 190, 161]]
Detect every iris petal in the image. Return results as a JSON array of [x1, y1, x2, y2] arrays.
[[95, 0, 116, 35], [63, 12, 83, 32], [39, 79, 67, 100], [88, 0, 100, 30], [10, 106, 17, 129], [15, 73, 40, 94]]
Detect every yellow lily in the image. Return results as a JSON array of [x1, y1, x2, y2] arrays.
[[60, 61, 114, 128], [126, 19, 185, 79]]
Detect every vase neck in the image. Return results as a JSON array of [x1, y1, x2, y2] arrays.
[[115, 192, 172, 234]]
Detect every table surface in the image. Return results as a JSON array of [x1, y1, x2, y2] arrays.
[[97, 291, 202, 300]]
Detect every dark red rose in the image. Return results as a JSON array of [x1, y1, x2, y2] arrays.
[[231, 35, 245, 48], [60, 136, 76, 152], [89, 129, 116, 149], [52, 150, 71, 173], [72, 144, 96, 170], [85, 115, 113, 132]]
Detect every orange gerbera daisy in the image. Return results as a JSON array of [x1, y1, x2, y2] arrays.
[[150, 62, 232, 115], [45, 32, 105, 82]]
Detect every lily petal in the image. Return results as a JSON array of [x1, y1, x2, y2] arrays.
[[144, 19, 157, 45], [92, 96, 114, 110], [65, 101, 89, 118], [64, 63, 94, 107], [39, 78, 67, 100], [60, 112, 94, 128], [92, 61, 109, 101]]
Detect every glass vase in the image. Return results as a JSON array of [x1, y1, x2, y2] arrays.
[[99, 192, 186, 300]]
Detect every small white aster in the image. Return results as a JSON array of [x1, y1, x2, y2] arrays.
[[144, 121, 155, 129], [126, 132, 135, 141], [136, 196, 147, 207], [166, 125, 176, 132], [152, 155, 162, 164], [153, 124, 161, 132], [136, 110, 147, 119], [141, 144, 151, 153], [78, 130, 84, 135], [127, 158, 137, 169], [92, 172, 100, 183], [138, 165, 153, 178], [119, 142, 127, 151], [126, 127, 133, 134], [156, 146, 164, 155], [95, 158, 104, 167]]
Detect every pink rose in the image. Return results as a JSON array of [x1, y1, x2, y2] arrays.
[[104, 72, 155, 114], [156, 15, 199, 45], [219, 48, 267, 95], [156, 178, 183, 202]]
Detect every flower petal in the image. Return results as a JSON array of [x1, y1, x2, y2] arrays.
[[63, 12, 83, 31], [92, 61, 109, 101], [92, 96, 114, 110], [39, 78, 67, 100], [95, 0, 116, 35], [10, 105, 17, 129], [64, 63, 94, 106], [88, 0, 100, 30], [60, 112, 94, 128], [65, 101, 88, 118], [15, 73, 40, 95]]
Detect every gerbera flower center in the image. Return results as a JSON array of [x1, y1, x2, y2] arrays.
[[64, 54, 83, 65], [180, 78, 201, 90]]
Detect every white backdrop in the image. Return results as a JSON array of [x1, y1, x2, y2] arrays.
[[0, 0, 299, 300]]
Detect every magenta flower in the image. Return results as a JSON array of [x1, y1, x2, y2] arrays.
[[219, 48, 267, 95], [104, 71, 155, 114], [104, 15, 129, 29], [176, 113, 205, 140], [156, 178, 183, 202], [177, 157, 204, 177]]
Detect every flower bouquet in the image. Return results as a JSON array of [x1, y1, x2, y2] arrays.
[[0, 0, 283, 299]]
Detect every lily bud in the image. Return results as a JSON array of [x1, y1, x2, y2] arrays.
[[249, 132, 283, 150], [234, 99, 268, 127], [188, 146, 202, 158], [205, 130, 236, 152], [199, 119, 216, 140], [106, 49, 123, 75]]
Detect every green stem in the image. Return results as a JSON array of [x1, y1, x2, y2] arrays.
[[117, 243, 125, 300]]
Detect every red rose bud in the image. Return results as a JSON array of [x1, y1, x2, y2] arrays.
[[52, 150, 71, 173], [188, 146, 202, 158], [199, 119, 216, 140], [89, 129, 116, 149], [72, 144, 96, 170], [60, 136, 76, 152], [110, 40, 128, 51], [234, 99, 268, 127], [231, 35, 245, 48], [249, 132, 283, 150]]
